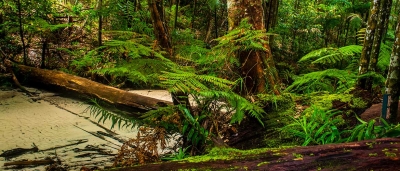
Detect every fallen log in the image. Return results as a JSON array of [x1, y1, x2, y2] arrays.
[[7, 60, 173, 110], [110, 138, 400, 171]]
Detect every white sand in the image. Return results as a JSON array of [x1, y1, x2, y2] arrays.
[[0, 88, 173, 171]]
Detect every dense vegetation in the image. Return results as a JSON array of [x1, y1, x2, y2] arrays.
[[1, 0, 400, 168]]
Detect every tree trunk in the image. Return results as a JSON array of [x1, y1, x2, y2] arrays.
[[111, 138, 400, 171], [264, 0, 279, 32], [358, 0, 381, 89], [227, 0, 280, 95], [16, 0, 27, 65], [385, 15, 400, 124], [6, 60, 173, 111], [98, 0, 103, 46], [368, 0, 393, 74], [148, 0, 173, 56]]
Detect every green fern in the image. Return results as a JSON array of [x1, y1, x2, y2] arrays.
[[159, 70, 235, 93], [84, 99, 139, 130], [285, 69, 356, 93], [213, 18, 272, 55], [71, 36, 177, 86], [299, 45, 362, 68]]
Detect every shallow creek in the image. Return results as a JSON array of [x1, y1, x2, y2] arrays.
[[0, 87, 173, 171]]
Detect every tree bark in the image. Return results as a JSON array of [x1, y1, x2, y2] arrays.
[[368, 0, 393, 73], [358, 0, 381, 89], [227, 0, 280, 95], [112, 138, 400, 171], [148, 0, 173, 56], [264, 0, 279, 32], [385, 15, 400, 123], [16, 0, 27, 65], [6, 61, 173, 111], [98, 0, 103, 46]]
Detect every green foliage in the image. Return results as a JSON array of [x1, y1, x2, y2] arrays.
[[159, 70, 265, 124], [84, 99, 139, 130], [213, 18, 271, 55], [71, 35, 177, 86], [159, 70, 234, 93], [180, 106, 209, 147], [356, 71, 386, 88], [281, 107, 344, 146], [344, 117, 400, 142], [162, 146, 191, 161], [283, 106, 400, 146], [285, 69, 356, 93], [113, 1, 153, 34], [290, 40, 391, 94], [299, 45, 362, 68]]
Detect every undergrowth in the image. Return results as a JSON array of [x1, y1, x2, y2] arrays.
[[282, 106, 400, 146]]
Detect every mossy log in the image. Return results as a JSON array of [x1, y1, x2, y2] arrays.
[[112, 138, 400, 171], [7, 60, 173, 110]]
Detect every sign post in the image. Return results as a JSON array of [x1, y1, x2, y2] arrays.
[[381, 94, 390, 121]]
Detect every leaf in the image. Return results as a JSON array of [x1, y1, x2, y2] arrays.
[[187, 128, 195, 140]]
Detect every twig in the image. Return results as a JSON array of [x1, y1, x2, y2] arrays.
[[40, 139, 89, 152]]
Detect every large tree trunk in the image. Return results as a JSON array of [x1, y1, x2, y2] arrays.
[[111, 138, 400, 171], [227, 0, 280, 95], [6, 61, 173, 111], [148, 0, 173, 56], [384, 15, 400, 123], [358, 0, 381, 89]]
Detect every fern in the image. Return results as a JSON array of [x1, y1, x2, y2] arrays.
[[286, 69, 356, 93], [299, 45, 362, 68], [84, 99, 140, 130], [159, 70, 235, 93], [71, 36, 177, 86], [281, 106, 344, 146], [213, 18, 272, 55]]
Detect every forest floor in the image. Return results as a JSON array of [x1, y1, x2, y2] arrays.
[[360, 101, 400, 122], [0, 87, 173, 171]]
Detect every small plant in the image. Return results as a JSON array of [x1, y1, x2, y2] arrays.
[[344, 117, 400, 142], [162, 146, 191, 161], [281, 106, 344, 146]]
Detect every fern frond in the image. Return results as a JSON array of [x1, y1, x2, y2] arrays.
[[213, 18, 270, 54], [159, 70, 235, 93], [377, 43, 392, 71], [84, 99, 139, 130], [299, 45, 362, 67], [285, 69, 356, 93]]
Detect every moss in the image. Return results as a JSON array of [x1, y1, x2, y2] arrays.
[[369, 153, 378, 157], [305, 92, 353, 111], [183, 147, 288, 163], [384, 152, 397, 158], [257, 93, 295, 111], [298, 91, 368, 118], [257, 161, 270, 167], [257, 93, 298, 148], [292, 153, 303, 159]]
